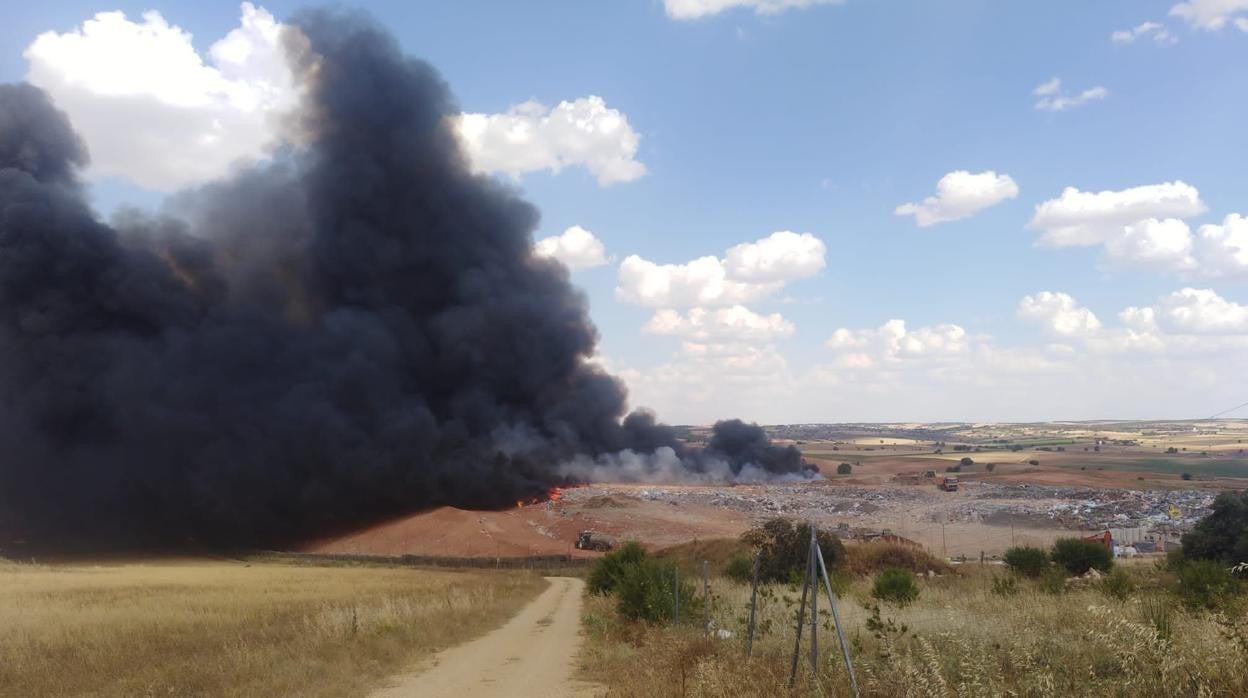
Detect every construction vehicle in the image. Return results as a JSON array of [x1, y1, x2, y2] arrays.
[[575, 530, 615, 552], [936, 474, 959, 492]]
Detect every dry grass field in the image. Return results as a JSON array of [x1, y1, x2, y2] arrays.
[[579, 558, 1248, 697], [0, 558, 546, 697]]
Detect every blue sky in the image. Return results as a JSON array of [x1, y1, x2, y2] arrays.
[[5, 0, 1248, 423]]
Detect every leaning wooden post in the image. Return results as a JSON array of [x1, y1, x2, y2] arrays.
[[816, 539, 860, 698], [787, 540, 811, 688], [746, 550, 760, 657]]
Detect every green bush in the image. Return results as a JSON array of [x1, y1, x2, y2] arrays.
[[1174, 558, 1239, 610], [615, 557, 695, 622], [959, 457, 974, 466], [991, 573, 1019, 597], [724, 553, 755, 584], [1003, 545, 1049, 578], [739, 518, 844, 584], [836, 462, 852, 475], [1051, 538, 1113, 575], [1181, 491, 1248, 565], [1099, 567, 1135, 601], [587, 541, 647, 595], [872, 568, 920, 607]]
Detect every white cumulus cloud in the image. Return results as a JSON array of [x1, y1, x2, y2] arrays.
[[1032, 78, 1109, 112], [825, 319, 970, 363], [1170, 0, 1248, 30], [1028, 181, 1206, 247], [1195, 214, 1248, 277], [617, 231, 825, 307], [1017, 292, 1102, 337], [723, 231, 827, 282], [644, 306, 794, 342], [664, 0, 843, 20], [1149, 288, 1248, 334], [894, 170, 1019, 227], [533, 225, 609, 270], [24, 3, 296, 191], [454, 96, 646, 186], [1103, 218, 1198, 270], [1111, 21, 1178, 44]]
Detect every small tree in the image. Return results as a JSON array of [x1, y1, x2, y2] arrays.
[[985, 463, 996, 472], [872, 568, 920, 606], [587, 541, 647, 595], [959, 457, 974, 466], [1003, 545, 1049, 578], [1181, 490, 1248, 565], [616, 557, 694, 622], [1181, 472, 1193, 481], [1174, 559, 1239, 610], [1028, 459, 1040, 466], [740, 518, 845, 584], [724, 553, 754, 584], [1051, 537, 1113, 575], [837, 462, 853, 475]]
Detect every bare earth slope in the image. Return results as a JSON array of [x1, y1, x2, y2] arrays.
[[372, 577, 601, 698]]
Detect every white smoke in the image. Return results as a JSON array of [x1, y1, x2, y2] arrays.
[[557, 448, 823, 485]]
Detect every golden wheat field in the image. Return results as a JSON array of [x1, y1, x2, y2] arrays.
[[579, 561, 1248, 697], [0, 559, 545, 697]]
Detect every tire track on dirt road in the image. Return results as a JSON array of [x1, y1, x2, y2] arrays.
[[372, 577, 602, 697]]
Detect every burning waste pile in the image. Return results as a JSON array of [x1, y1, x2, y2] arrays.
[[0, 9, 813, 552]]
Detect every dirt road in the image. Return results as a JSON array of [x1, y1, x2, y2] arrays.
[[372, 577, 600, 698]]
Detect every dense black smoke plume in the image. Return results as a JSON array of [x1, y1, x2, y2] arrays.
[[0, 10, 808, 552]]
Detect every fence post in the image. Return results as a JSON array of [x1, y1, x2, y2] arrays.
[[816, 539, 860, 698], [788, 534, 812, 688], [746, 551, 760, 657], [809, 527, 818, 676]]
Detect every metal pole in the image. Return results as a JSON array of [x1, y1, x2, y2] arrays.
[[809, 529, 818, 677], [788, 539, 811, 689], [746, 551, 760, 657], [816, 541, 860, 698]]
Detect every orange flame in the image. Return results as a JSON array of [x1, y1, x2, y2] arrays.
[[515, 500, 524, 509], [548, 487, 563, 502]]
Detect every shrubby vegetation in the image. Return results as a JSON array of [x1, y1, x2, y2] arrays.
[[1002, 545, 1049, 578], [739, 518, 844, 584], [1051, 537, 1113, 575], [580, 504, 1248, 696], [1181, 490, 1248, 566], [872, 568, 920, 606], [587, 541, 698, 622]]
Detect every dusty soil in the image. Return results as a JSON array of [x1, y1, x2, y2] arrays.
[[371, 577, 600, 698], [307, 489, 750, 558]]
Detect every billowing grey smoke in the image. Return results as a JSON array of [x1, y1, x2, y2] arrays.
[[0, 10, 807, 552]]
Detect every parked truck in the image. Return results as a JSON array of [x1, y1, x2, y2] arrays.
[[936, 474, 959, 492], [575, 530, 615, 552]]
